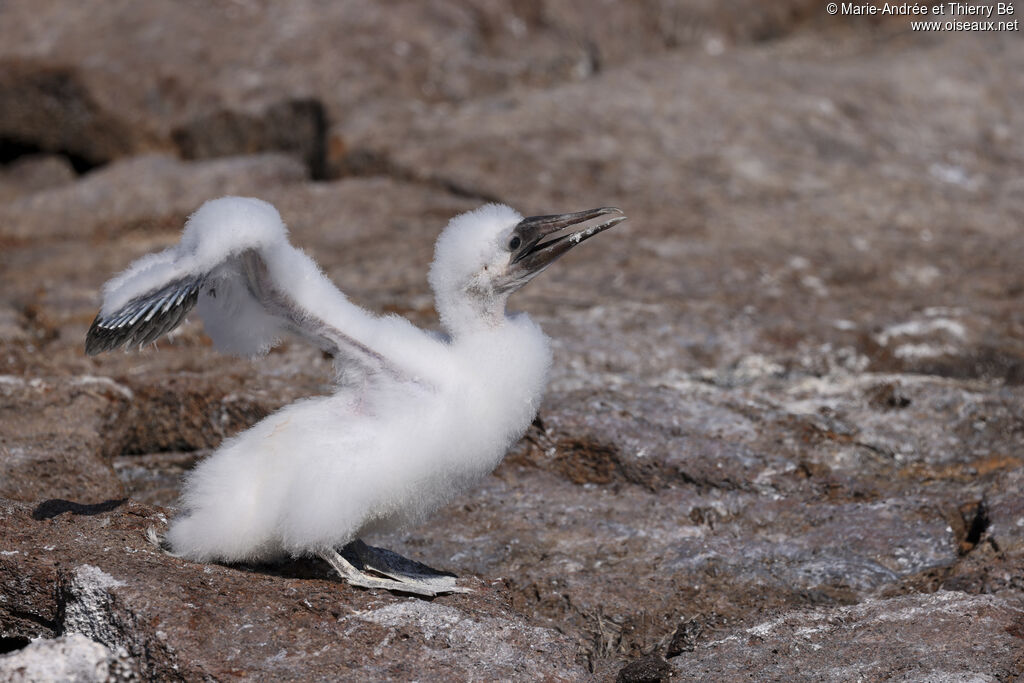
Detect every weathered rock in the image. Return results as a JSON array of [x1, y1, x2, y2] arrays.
[[0, 375, 127, 502], [0, 60, 165, 169], [671, 591, 1024, 681], [0, 498, 587, 680], [0, 0, 823, 174], [0, 154, 75, 203], [617, 653, 673, 683], [173, 98, 328, 179], [0, 153, 307, 241], [0, 633, 134, 683]]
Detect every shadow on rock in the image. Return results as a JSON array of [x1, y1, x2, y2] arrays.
[[31, 497, 128, 521]]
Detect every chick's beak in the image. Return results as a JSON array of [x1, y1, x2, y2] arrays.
[[500, 207, 626, 292]]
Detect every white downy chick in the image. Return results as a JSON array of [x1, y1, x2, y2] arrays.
[[87, 197, 626, 595]]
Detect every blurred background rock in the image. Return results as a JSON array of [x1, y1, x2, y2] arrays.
[[1, 2, 1022, 680]]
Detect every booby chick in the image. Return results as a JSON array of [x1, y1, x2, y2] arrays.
[[86, 197, 626, 596]]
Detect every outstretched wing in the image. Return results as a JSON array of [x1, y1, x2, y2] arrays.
[[86, 197, 416, 383]]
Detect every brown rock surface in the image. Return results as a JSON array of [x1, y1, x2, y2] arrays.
[[0, 0, 823, 175], [0, 375, 127, 502], [677, 590, 1024, 681], [2, 2, 1023, 680], [0, 153, 307, 242], [0, 498, 586, 680]]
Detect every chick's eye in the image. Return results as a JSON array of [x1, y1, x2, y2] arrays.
[[508, 236, 522, 251]]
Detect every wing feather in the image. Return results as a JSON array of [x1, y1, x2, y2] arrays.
[[86, 276, 204, 355]]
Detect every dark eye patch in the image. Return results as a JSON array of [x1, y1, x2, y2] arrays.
[[508, 236, 522, 251]]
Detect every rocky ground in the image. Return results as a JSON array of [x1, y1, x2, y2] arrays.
[[2, 1, 1023, 680]]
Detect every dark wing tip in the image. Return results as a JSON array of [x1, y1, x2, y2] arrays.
[[85, 315, 113, 356], [85, 276, 204, 356]]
